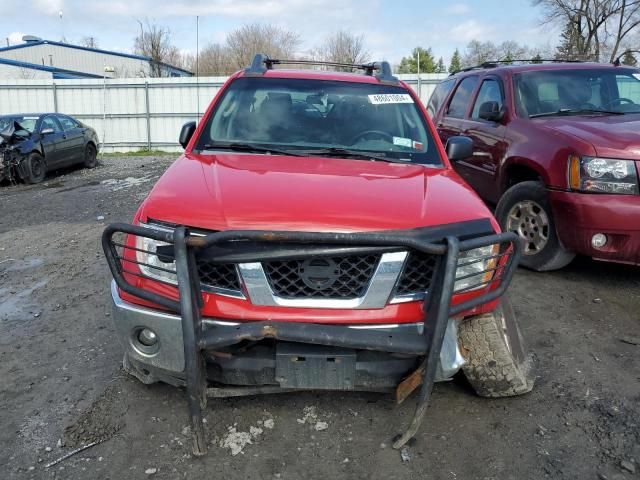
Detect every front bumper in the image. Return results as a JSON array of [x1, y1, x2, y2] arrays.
[[111, 281, 466, 386], [549, 190, 640, 264]]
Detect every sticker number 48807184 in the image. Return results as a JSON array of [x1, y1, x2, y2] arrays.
[[368, 94, 414, 105]]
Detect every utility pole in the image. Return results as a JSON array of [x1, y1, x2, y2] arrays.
[[196, 15, 200, 118], [417, 49, 421, 99]]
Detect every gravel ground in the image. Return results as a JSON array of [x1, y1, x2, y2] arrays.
[[1, 155, 639, 480]]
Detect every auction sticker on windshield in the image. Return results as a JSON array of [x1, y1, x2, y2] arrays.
[[368, 94, 414, 104]]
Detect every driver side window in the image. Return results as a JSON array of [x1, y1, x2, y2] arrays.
[[41, 116, 61, 133]]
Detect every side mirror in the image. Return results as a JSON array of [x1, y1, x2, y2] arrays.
[[478, 101, 505, 122], [179, 121, 197, 149], [445, 136, 473, 162], [40, 128, 54, 135]]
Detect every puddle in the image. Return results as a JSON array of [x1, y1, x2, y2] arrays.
[[3, 257, 44, 272], [0, 279, 48, 320], [100, 176, 152, 191]]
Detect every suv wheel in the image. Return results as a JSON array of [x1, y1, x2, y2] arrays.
[[458, 295, 534, 397], [495, 181, 575, 271]]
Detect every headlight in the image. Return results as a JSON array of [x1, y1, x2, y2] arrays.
[[569, 155, 639, 195], [455, 244, 499, 292], [134, 223, 177, 284]]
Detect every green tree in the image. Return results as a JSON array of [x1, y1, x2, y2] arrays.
[[435, 57, 447, 73], [449, 48, 462, 73], [531, 53, 543, 63], [397, 47, 436, 73]]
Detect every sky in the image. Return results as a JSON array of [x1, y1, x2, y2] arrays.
[[0, 0, 559, 66]]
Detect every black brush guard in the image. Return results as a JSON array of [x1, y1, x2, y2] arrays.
[[102, 223, 522, 455]]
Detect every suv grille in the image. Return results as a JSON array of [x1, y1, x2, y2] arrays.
[[194, 252, 437, 299], [395, 252, 438, 296], [197, 261, 241, 291], [264, 255, 381, 299]]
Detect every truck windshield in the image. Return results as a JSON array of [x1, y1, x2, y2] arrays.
[[514, 68, 640, 117], [196, 77, 442, 165]]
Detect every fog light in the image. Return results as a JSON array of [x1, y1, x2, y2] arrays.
[[138, 328, 158, 346], [591, 233, 607, 249]]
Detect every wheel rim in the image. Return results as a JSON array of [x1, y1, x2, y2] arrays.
[[505, 200, 549, 256], [31, 158, 44, 178], [86, 145, 95, 163]]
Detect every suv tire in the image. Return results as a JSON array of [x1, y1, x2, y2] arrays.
[[495, 181, 575, 271], [458, 295, 534, 397], [25, 152, 46, 184]]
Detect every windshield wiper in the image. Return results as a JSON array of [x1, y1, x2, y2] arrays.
[[202, 142, 304, 157], [302, 147, 410, 164], [530, 108, 625, 118]]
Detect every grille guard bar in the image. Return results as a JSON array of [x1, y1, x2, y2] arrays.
[[102, 222, 522, 455]]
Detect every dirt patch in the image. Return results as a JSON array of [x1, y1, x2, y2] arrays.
[[63, 383, 128, 448], [0, 155, 639, 479]]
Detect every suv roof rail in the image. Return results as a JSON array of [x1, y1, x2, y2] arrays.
[[449, 58, 587, 75], [244, 53, 398, 84]]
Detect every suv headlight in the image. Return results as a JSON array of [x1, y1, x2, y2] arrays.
[[569, 155, 639, 195], [134, 223, 177, 284], [455, 244, 499, 292]]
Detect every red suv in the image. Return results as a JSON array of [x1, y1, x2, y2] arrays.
[[429, 62, 640, 270], [102, 55, 532, 455]]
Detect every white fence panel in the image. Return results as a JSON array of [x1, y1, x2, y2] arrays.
[[0, 74, 447, 153]]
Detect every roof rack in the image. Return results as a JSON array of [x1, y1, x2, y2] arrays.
[[244, 53, 398, 84], [449, 58, 587, 75]]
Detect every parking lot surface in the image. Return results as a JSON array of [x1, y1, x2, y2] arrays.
[[1, 156, 639, 479]]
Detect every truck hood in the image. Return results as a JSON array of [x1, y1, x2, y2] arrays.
[[538, 113, 640, 159], [140, 152, 496, 232]]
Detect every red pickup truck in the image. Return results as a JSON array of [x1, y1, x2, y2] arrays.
[[429, 61, 640, 270], [103, 55, 532, 455]]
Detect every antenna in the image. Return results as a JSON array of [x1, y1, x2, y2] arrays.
[[58, 10, 64, 42]]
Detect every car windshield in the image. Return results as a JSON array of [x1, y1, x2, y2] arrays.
[[514, 68, 640, 117], [0, 116, 37, 133], [196, 77, 442, 165]]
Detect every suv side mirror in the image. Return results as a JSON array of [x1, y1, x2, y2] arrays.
[[179, 121, 197, 149], [445, 136, 473, 162], [478, 101, 505, 122], [40, 128, 55, 135]]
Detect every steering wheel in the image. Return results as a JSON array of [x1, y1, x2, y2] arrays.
[[348, 130, 394, 145], [602, 97, 636, 108]]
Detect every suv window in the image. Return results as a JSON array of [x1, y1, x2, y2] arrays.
[[427, 78, 456, 117], [446, 76, 479, 118], [41, 116, 61, 133], [471, 78, 503, 119], [197, 77, 443, 165], [514, 68, 640, 116], [57, 115, 79, 131]]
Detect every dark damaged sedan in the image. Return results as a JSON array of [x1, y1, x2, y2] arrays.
[[0, 113, 99, 184]]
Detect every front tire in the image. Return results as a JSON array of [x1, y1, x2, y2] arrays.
[[458, 295, 534, 397], [25, 152, 46, 184], [495, 181, 575, 271], [83, 143, 97, 168]]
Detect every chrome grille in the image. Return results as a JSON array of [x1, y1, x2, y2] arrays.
[[264, 255, 381, 299]]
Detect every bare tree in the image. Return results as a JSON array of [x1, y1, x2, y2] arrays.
[[534, 0, 640, 62], [314, 31, 369, 68], [225, 24, 301, 70], [134, 19, 182, 77], [80, 36, 98, 49], [197, 43, 234, 76]]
